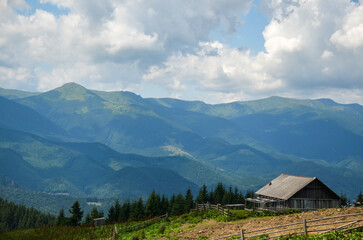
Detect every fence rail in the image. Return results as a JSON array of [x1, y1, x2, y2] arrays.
[[111, 213, 168, 239], [214, 212, 363, 240], [196, 203, 244, 216]]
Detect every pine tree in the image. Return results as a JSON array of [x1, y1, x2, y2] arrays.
[[108, 206, 116, 223], [69, 201, 83, 226], [233, 186, 240, 204], [196, 184, 208, 203], [145, 190, 160, 217], [56, 208, 68, 225], [185, 188, 194, 212], [120, 201, 131, 222], [130, 197, 144, 220], [114, 200, 121, 222], [222, 186, 233, 205], [168, 194, 176, 214], [171, 193, 185, 215], [160, 194, 169, 214], [214, 183, 225, 204], [209, 191, 215, 204], [85, 213, 92, 225]]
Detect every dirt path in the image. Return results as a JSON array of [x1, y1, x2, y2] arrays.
[[175, 207, 363, 239]]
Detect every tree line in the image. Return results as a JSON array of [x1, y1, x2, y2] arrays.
[[0, 197, 56, 233], [105, 183, 249, 223], [54, 182, 248, 225], [3, 186, 362, 231]]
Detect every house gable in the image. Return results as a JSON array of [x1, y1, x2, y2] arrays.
[[291, 178, 340, 200]]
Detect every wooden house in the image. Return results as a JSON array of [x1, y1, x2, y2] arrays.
[[93, 217, 105, 227], [246, 174, 340, 211]]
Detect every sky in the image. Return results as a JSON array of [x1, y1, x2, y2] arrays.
[[0, 0, 363, 104]]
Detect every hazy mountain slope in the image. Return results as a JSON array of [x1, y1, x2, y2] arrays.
[[14, 83, 252, 157], [0, 87, 39, 100], [0, 148, 44, 190], [280, 161, 363, 197], [0, 175, 20, 188], [58, 141, 234, 187], [91, 166, 199, 198], [0, 128, 219, 197], [0, 96, 68, 140], [0, 181, 117, 215], [231, 113, 363, 163], [152, 96, 363, 165], [16, 83, 194, 155], [0, 128, 107, 196], [153, 96, 363, 136], [0, 83, 362, 199]]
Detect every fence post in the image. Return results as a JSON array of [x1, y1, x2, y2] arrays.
[[241, 228, 245, 240], [112, 224, 118, 239], [217, 203, 220, 212], [303, 219, 308, 235]]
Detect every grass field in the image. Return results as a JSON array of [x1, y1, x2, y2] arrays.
[[1, 207, 362, 239]]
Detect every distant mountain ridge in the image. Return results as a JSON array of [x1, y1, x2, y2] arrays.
[[0, 83, 362, 202]]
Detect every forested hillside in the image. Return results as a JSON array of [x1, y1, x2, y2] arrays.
[[0, 83, 362, 203], [0, 197, 56, 233]]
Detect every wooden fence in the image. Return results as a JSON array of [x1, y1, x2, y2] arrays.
[[111, 213, 168, 239], [213, 212, 363, 240], [196, 203, 245, 216]]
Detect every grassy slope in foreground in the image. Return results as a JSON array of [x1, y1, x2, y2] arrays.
[[1, 207, 362, 240]]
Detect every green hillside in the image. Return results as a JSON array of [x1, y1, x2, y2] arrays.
[[91, 166, 199, 198], [0, 87, 39, 100], [0, 96, 68, 140], [0, 83, 362, 201], [0, 128, 223, 198]]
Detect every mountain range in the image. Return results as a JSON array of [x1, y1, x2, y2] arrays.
[[0, 83, 362, 211]]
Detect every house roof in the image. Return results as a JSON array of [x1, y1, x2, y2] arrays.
[[256, 174, 316, 200]]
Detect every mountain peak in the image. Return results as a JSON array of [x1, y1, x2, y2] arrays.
[[53, 82, 95, 101], [57, 82, 85, 90]]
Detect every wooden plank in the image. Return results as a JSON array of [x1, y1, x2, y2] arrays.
[[317, 220, 360, 235], [245, 226, 303, 239], [308, 219, 363, 228], [306, 213, 363, 223], [215, 211, 363, 240], [223, 204, 245, 207], [244, 221, 302, 234]]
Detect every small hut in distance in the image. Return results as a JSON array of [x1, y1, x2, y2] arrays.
[[246, 174, 340, 211]]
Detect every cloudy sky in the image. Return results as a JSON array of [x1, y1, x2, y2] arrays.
[[1, 0, 363, 104]]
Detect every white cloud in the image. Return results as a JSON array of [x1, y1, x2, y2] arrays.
[[0, 0, 253, 93], [6, 0, 29, 10], [330, 3, 363, 50], [144, 0, 363, 104], [0, 0, 362, 105]]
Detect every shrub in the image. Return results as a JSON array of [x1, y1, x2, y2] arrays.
[[158, 224, 166, 234]]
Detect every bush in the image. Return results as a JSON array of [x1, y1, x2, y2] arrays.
[[131, 235, 139, 240], [158, 224, 166, 234]]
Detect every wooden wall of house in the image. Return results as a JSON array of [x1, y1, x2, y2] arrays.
[[291, 179, 339, 200], [288, 199, 339, 209]]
